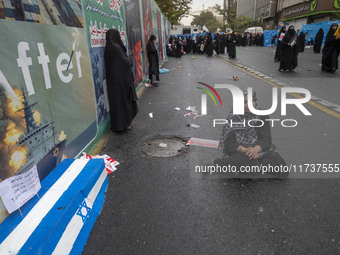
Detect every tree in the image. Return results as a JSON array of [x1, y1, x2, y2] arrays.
[[215, 2, 236, 26], [228, 15, 265, 32], [155, 0, 192, 25], [191, 10, 220, 32]]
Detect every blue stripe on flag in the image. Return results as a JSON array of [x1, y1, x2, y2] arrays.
[[18, 159, 105, 254], [69, 178, 108, 255]]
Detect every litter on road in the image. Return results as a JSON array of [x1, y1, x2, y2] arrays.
[[184, 106, 198, 116], [187, 124, 200, 128], [149, 112, 153, 118], [186, 138, 220, 149], [159, 68, 170, 74], [159, 143, 168, 148]]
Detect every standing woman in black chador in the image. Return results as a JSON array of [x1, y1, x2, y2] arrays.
[[322, 23, 340, 73], [104, 29, 138, 132], [206, 33, 214, 56], [220, 34, 226, 53], [297, 31, 306, 52], [228, 31, 237, 59], [313, 28, 324, 53], [274, 26, 286, 62], [278, 25, 298, 72], [214, 33, 220, 55], [147, 34, 160, 86], [174, 37, 182, 58]]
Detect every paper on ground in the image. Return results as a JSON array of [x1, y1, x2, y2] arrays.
[[186, 138, 219, 149], [188, 124, 200, 128]]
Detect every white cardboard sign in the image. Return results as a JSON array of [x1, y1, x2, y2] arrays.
[[0, 165, 41, 214]]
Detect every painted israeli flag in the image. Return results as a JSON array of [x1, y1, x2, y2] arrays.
[[0, 159, 108, 255]]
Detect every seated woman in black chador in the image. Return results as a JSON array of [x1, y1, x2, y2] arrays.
[[321, 23, 340, 73], [215, 90, 287, 177]]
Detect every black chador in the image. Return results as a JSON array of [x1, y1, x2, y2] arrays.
[[220, 34, 226, 54], [206, 33, 213, 56], [313, 28, 324, 53], [104, 29, 138, 132], [274, 27, 286, 62], [214, 33, 220, 55], [297, 32, 306, 52], [321, 23, 340, 73], [278, 26, 298, 72], [228, 32, 237, 59]]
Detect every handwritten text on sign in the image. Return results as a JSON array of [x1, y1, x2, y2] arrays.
[[0, 166, 41, 214]]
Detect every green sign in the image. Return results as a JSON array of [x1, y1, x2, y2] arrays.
[[311, 0, 318, 11], [335, 0, 340, 9]]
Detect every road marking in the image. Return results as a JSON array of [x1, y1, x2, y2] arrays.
[[215, 55, 340, 120]]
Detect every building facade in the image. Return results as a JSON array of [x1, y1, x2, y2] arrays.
[[236, 0, 278, 25], [277, 0, 340, 29], [235, 0, 339, 30]]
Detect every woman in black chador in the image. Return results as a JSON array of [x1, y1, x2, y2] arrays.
[[321, 23, 340, 73], [147, 34, 160, 86], [206, 33, 213, 56], [297, 31, 306, 52], [278, 25, 298, 72], [214, 33, 220, 55], [228, 31, 237, 59], [274, 27, 286, 62], [214, 90, 287, 177], [220, 34, 226, 53], [104, 29, 138, 132], [174, 37, 182, 58], [313, 28, 324, 53]]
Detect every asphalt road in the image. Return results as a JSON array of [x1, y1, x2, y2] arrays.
[[83, 47, 340, 255]]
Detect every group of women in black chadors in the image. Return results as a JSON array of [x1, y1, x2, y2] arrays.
[[274, 23, 340, 73], [167, 32, 238, 59]]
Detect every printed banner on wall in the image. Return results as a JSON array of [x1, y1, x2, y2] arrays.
[[0, 21, 97, 183], [151, 0, 159, 51], [157, 9, 163, 62], [82, 0, 127, 124], [124, 0, 144, 85], [141, 0, 153, 74]]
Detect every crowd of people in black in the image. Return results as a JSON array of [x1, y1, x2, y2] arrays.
[[166, 23, 339, 74], [274, 23, 340, 73], [103, 23, 339, 132], [166, 31, 265, 59]]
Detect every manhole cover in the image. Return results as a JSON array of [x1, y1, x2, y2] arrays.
[[140, 137, 187, 157]]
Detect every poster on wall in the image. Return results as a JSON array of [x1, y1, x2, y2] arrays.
[[141, 0, 153, 75], [0, 0, 97, 223], [124, 0, 144, 86], [161, 14, 167, 60], [151, 0, 159, 52], [157, 9, 163, 62], [0, 21, 97, 183], [81, 0, 127, 125]]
